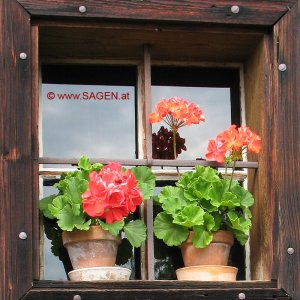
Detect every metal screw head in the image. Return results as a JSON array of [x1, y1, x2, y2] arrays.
[[73, 295, 81, 300], [287, 248, 295, 255], [79, 6, 87, 13], [278, 64, 287, 71], [238, 293, 246, 299], [19, 52, 27, 60], [19, 232, 28, 240], [231, 5, 240, 14]]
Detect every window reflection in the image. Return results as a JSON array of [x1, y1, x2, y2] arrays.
[[151, 86, 231, 160], [41, 84, 136, 158]]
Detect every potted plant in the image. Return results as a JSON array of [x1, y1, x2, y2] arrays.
[[39, 156, 155, 281], [153, 125, 261, 281]]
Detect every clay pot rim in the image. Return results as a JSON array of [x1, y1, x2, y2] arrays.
[[68, 266, 131, 274], [183, 230, 234, 247], [176, 265, 238, 271], [62, 225, 121, 246]]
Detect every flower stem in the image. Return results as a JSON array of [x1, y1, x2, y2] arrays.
[[228, 159, 237, 191], [172, 130, 177, 159]]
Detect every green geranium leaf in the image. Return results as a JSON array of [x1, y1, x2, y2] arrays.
[[227, 211, 251, 233], [124, 220, 147, 248], [131, 166, 155, 200], [176, 171, 194, 188], [99, 219, 124, 236], [221, 192, 239, 208], [173, 205, 205, 227], [154, 212, 189, 246], [193, 179, 212, 199], [198, 198, 218, 212], [39, 195, 56, 219], [244, 207, 253, 218], [54, 171, 76, 192], [177, 166, 220, 189], [210, 211, 223, 231], [209, 180, 228, 207], [74, 219, 92, 231], [203, 212, 215, 231], [57, 206, 90, 231], [231, 184, 255, 208], [65, 176, 88, 205], [158, 186, 187, 214], [231, 229, 249, 245], [71, 203, 82, 216], [78, 156, 92, 171], [194, 165, 220, 182], [193, 225, 213, 248], [48, 195, 68, 218]]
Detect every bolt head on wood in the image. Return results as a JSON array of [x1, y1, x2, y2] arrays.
[[238, 293, 246, 299], [79, 6, 87, 13], [19, 232, 27, 240], [278, 64, 287, 71], [287, 248, 294, 255], [73, 296, 81, 300], [19, 52, 27, 60], [231, 5, 240, 14]]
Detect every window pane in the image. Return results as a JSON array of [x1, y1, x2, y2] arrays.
[[151, 86, 231, 160], [41, 84, 136, 158]]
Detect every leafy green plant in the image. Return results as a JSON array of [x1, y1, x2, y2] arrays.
[[153, 165, 254, 248], [40, 156, 155, 248], [154, 124, 261, 249]]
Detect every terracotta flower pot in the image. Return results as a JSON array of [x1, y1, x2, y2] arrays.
[[176, 265, 238, 281], [180, 230, 234, 267], [62, 226, 121, 270]]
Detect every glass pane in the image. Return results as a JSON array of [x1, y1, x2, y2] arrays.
[[41, 184, 69, 280], [41, 84, 136, 158], [151, 86, 231, 160]]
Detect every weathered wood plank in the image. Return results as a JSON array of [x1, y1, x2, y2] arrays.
[[272, 3, 300, 300], [18, 0, 296, 26], [31, 25, 41, 281], [22, 280, 291, 300], [245, 36, 275, 281], [0, 0, 35, 299], [27, 279, 280, 289]]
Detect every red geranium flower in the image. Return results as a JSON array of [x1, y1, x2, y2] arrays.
[[82, 162, 143, 224]]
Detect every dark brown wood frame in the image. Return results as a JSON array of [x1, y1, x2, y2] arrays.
[[1, 1, 299, 299]]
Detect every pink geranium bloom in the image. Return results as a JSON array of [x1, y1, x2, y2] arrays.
[[206, 125, 262, 164], [148, 96, 205, 159], [205, 139, 227, 163]]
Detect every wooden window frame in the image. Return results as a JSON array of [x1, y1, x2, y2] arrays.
[[1, 1, 299, 299]]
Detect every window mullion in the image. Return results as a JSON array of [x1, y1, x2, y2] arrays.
[[141, 44, 155, 280]]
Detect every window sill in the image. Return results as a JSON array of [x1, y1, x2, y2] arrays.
[[22, 280, 291, 300]]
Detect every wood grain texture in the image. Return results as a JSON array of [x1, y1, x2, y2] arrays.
[[38, 24, 265, 63], [22, 280, 291, 300], [244, 37, 275, 280], [272, 3, 300, 299], [0, 0, 35, 299], [18, 0, 296, 26]]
